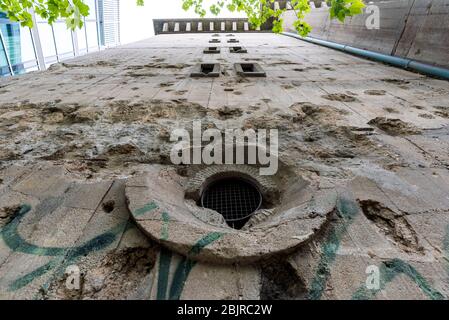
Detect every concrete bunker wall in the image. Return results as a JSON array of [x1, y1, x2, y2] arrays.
[[282, 0, 449, 68]]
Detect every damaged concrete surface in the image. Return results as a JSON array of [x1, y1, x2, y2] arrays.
[[1, 33, 449, 299]]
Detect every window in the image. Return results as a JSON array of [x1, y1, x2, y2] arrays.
[[0, 0, 118, 76], [0, 12, 38, 76]]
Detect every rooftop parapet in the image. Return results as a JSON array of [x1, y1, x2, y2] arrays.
[[153, 18, 272, 35]]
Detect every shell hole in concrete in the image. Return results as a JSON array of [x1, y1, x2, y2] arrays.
[[201, 177, 262, 229], [191, 63, 220, 77]]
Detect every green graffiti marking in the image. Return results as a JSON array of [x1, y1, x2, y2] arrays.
[[308, 196, 359, 300], [9, 260, 59, 291], [157, 232, 224, 300], [168, 231, 223, 300], [0, 204, 124, 291], [161, 211, 170, 241], [133, 201, 158, 217], [443, 224, 449, 269], [156, 247, 173, 300], [168, 259, 196, 300], [1, 205, 65, 256], [352, 259, 444, 300]]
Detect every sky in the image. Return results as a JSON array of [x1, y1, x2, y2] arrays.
[[119, 0, 245, 44]]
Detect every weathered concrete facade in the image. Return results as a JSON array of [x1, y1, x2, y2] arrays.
[[282, 0, 449, 68], [0, 32, 449, 299]]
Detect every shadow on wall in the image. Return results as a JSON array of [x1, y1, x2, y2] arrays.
[[281, 0, 449, 68]]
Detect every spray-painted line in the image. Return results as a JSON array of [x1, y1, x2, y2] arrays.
[[134, 201, 158, 217], [156, 209, 172, 300], [306, 197, 445, 300], [156, 247, 173, 300], [443, 224, 449, 270], [9, 260, 59, 291], [137, 199, 225, 300], [4, 200, 444, 298], [351, 219, 449, 300], [146, 193, 224, 300], [161, 211, 170, 241], [308, 196, 359, 300], [1, 204, 121, 257], [156, 232, 224, 300], [0, 204, 124, 291], [168, 232, 223, 300], [352, 258, 444, 300], [282, 32, 449, 81]]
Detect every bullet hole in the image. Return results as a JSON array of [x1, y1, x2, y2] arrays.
[[102, 200, 115, 213]]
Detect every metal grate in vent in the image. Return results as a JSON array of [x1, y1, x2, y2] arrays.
[[201, 178, 262, 228]]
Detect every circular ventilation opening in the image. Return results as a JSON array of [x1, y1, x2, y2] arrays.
[[201, 177, 262, 229]]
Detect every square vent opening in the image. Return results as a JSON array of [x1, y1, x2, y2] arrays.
[[190, 63, 221, 77], [230, 47, 247, 53], [204, 47, 220, 54], [235, 63, 266, 77]]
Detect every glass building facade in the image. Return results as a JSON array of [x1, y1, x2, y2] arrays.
[[0, 0, 120, 77]]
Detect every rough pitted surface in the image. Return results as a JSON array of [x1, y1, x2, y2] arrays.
[[1, 33, 449, 299]]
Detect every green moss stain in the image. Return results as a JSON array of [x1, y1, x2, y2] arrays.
[[352, 259, 444, 300], [308, 196, 359, 300]]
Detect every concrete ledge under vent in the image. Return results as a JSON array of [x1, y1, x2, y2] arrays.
[[235, 63, 266, 77]]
